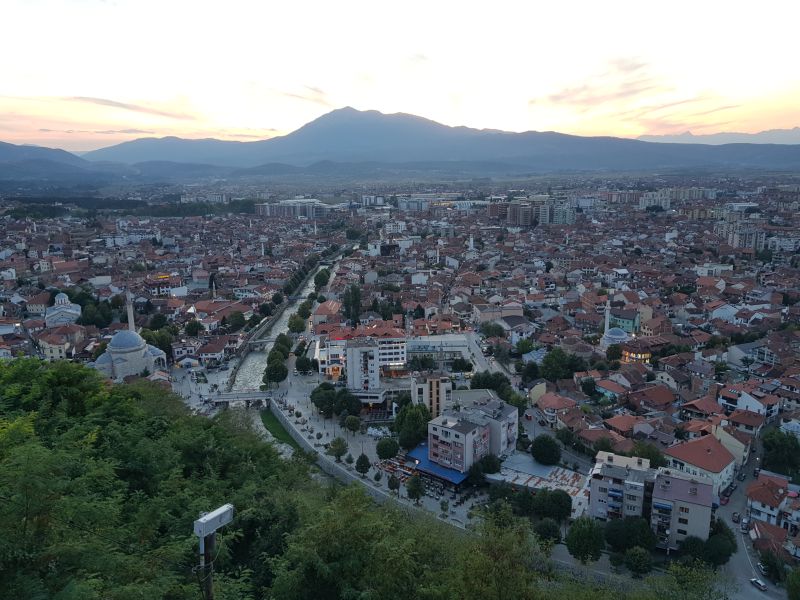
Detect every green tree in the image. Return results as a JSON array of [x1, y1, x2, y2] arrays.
[[580, 378, 596, 397], [388, 473, 400, 494], [264, 361, 288, 386], [328, 437, 348, 462], [149, 312, 168, 330], [787, 568, 800, 600], [406, 475, 424, 504], [703, 520, 737, 567], [606, 344, 622, 361], [376, 438, 399, 460], [184, 319, 204, 336], [395, 403, 431, 449], [605, 517, 656, 553], [226, 310, 246, 332], [516, 338, 535, 355], [272, 292, 284, 305], [625, 546, 653, 576], [679, 536, 706, 561], [534, 517, 561, 543], [314, 269, 330, 290], [519, 361, 540, 384], [288, 313, 305, 334], [631, 441, 668, 468], [344, 415, 361, 437], [530, 434, 561, 465], [541, 347, 574, 381], [355, 453, 371, 477], [295, 355, 312, 373], [566, 516, 605, 564], [451, 357, 473, 372], [763, 429, 800, 477], [480, 322, 506, 338]]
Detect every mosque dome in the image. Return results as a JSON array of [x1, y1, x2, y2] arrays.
[[108, 329, 146, 351]]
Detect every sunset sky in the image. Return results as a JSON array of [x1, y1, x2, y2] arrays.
[[2, 0, 799, 151]]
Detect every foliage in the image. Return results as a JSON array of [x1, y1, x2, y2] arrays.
[[480, 322, 506, 339], [328, 437, 348, 461], [787, 568, 800, 600], [534, 517, 561, 543], [225, 310, 246, 332], [541, 348, 587, 382], [405, 475, 424, 503], [760, 549, 787, 583], [606, 344, 622, 361], [387, 474, 400, 493], [287, 313, 306, 334], [394, 403, 431, 449], [580, 378, 596, 397], [355, 453, 371, 476], [184, 319, 204, 336], [624, 546, 653, 576], [763, 429, 800, 477], [519, 361, 540, 384], [605, 517, 656, 552], [644, 561, 736, 600], [272, 292, 284, 305], [631, 441, 667, 468], [344, 415, 361, 436], [310, 384, 361, 419], [703, 519, 737, 567], [565, 516, 605, 564], [408, 355, 436, 370], [478, 453, 502, 474], [530, 434, 561, 465], [294, 355, 312, 373], [451, 357, 473, 372], [341, 285, 362, 325], [313, 269, 330, 291], [263, 361, 288, 386], [376, 437, 399, 460]]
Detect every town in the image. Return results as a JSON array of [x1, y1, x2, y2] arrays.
[[2, 178, 800, 598]]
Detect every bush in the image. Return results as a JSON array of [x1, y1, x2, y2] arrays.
[[534, 518, 561, 543], [376, 438, 400, 460], [624, 546, 653, 576]]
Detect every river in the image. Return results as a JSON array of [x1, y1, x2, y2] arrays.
[[231, 263, 331, 391]]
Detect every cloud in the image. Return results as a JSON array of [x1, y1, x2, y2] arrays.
[[409, 53, 429, 63], [65, 96, 194, 120], [39, 127, 156, 135], [274, 86, 331, 106]]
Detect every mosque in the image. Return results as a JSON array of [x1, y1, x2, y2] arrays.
[[599, 297, 630, 350], [93, 295, 167, 381]]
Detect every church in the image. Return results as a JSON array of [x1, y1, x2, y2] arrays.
[[44, 293, 82, 328], [93, 295, 167, 382]]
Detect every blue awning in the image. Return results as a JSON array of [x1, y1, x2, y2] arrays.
[[652, 501, 672, 511], [607, 488, 623, 498], [407, 444, 469, 486]]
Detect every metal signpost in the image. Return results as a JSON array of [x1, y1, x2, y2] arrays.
[[193, 504, 235, 600]]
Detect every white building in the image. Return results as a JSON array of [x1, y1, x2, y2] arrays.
[[663, 436, 736, 498], [44, 293, 82, 328], [411, 373, 452, 418], [345, 338, 380, 391]]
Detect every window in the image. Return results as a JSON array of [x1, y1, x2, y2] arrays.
[[678, 518, 688, 525], [677, 529, 687, 535], [679, 507, 689, 514], [627, 505, 637, 512], [626, 494, 637, 501], [599, 487, 608, 493]]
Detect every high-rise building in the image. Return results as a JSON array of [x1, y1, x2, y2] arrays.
[[411, 373, 452, 418], [345, 339, 380, 391]]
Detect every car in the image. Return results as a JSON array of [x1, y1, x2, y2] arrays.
[[750, 578, 767, 591], [293, 369, 298, 375], [720, 495, 729, 505], [732, 512, 740, 523], [741, 517, 751, 532], [729, 482, 738, 493], [737, 471, 747, 481], [758, 562, 768, 576]]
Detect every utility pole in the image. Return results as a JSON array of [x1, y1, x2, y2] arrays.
[[194, 504, 234, 600]]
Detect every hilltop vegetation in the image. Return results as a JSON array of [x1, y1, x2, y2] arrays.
[[0, 360, 733, 600]]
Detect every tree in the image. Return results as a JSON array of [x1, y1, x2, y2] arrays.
[[388, 473, 400, 494], [406, 475, 424, 504], [606, 344, 622, 361], [605, 517, 656, 553], [413, 304, 425, 319], [149, 313, 168, 330], [226, 311, 246, 332], [376, 438, 399, 460], [516, 338, 535, 355], [480, 322, 505, 339], [478, 454, 502, 474], [440, 499, 449, 516], [760, 549, 786, 583], [703, 520, 737, 567], [679, 536, 707, 561], [344, 415, 361, 437], [295, 355, 312, 373], [264, 361, 288, 386], [329, 437, 348, 462], [184, 319, 204, 336], [580, 378, 596, 397], [787, 568, 800, 600], [631, 441, 667, 468], [624, 546, 653, 576], [288, 313, 306, 334], [534, 517, 561, 543], [259, 302, 274, 317], [519, 361, 540, 384], [451, 357, 473, 372], [763, 429, 800, 477], [272, 292, 283, 305], [532, 489, 572, 522], [314, 269, 330, 290], [355, 453, 371, 477], [530, 434, 561, 465], [541, 347, 574, 382], [395, 404, 430, 449], [566, 516, 605, 564]]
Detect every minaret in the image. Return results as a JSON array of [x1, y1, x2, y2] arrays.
[[469, 234, 474, 251], [261, 242, 265, 257], [126, 291, 136, 332], [314, 221, 318, 235], [604, 297, 611, 333], [212, 280, 217, 300]]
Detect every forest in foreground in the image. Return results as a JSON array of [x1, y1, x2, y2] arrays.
[[0, 359, 734, 600]]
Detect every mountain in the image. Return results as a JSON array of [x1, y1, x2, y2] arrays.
[[0, 141, 86, 166], [639, 127, 800, 145], [81, 108, 800, 172]]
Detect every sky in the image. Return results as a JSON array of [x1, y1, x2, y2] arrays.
[[1, 0, 799, 151]]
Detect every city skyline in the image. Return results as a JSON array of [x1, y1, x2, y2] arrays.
[[2, 0, 799, 151]]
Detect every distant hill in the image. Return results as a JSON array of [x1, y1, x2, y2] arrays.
[[81, 108, 800, 171], [639, 127, 800, 145], [0, 141, 86, 166]]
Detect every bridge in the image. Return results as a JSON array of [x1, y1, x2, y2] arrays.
[[208, 390, 271, 410]]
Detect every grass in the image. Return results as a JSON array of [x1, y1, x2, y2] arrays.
[[260, 408, 303, 452]]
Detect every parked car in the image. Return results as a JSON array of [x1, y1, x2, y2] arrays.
[[732, 512, 740, 523], [741, 517, 750, 532], [737, 471, 747, 481], [750, 578, 767, 591], [720, 495, 729, 505], [758, 562, 768, 576]]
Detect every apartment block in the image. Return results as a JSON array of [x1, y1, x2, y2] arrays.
[[650, 468, 713, 552], [589, 452, 652, 520], [345, 339, 380, 391], [428, 414, 489, 473], [412, 373, 452, 418]]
